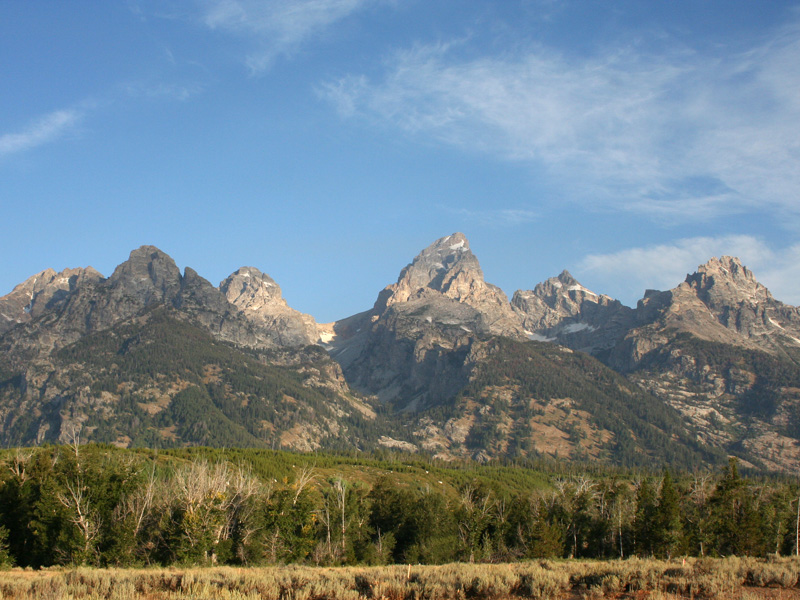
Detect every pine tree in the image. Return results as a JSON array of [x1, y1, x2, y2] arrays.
[[654, 470, 683, 558], [634, 478, 657, 557]]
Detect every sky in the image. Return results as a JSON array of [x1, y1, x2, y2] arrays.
[[2, 0, 800, 323]]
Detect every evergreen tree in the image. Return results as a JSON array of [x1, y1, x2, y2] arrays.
[[708, 458, 766, 556], [634, 478, 658, 557], [654, 470, 683, 558]]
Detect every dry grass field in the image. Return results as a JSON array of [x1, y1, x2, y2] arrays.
[[0, 556, 798, 600]]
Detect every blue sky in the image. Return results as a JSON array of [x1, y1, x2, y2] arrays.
[[2, 0, 800, 322]]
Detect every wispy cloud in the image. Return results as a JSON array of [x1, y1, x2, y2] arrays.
[[0, 110, 81, 158], [447, 206, 538, 227], [122, 81, 204, 102], [577, 236, 800, 306], [199, 0, 382, 72], [320, 20, 800, 223]]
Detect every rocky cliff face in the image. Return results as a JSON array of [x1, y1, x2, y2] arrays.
[[0, 246, 323, 356], [3, 240, 800, 473], [608, 256, 800, 371], [597, 257, 800, 472], [0, 267, 103, 336], [511, 270, 635, 354], [665, 256, 800, 348], [327, 233, 527, 410], [374, 233, 525, 338], [0, 246, 372, 450], [221, 267, 319, 347]]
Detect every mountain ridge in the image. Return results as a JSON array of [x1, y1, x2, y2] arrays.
[[1, 235, 799, 472]]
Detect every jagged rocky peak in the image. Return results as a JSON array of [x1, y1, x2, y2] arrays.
[[512, 270, 622, 332], [220, 266, 319, 346], [516, 270, 606, 308], [684, 256, 773, 307], [373, 232, 525, 337], [106, 245, 182, 304], [221, 267, 284, 308], [376, 232, 481, 308], [0, 266, 103, 334]]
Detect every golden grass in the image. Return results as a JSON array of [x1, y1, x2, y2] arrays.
[[0, 556, 797, 600]]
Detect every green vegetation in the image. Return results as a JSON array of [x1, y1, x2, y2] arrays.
[[445, 338, 724, 469], [0, 307, 390, 449], [645, 332, 800, 423], [0, 446, 797, 569]]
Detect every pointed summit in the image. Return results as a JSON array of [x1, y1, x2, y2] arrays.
[[685, 256, 772, 308], [107, 245, 182, 305], [610, 256, 800, 372], [370, 233, 524, 337], [512, 271, 629, 344], [648, 255, 796, 342], [221, 267, 283, 308], [375, 233, 482, 309]]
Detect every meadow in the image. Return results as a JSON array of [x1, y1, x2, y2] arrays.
[[0, 556, 798, 600]]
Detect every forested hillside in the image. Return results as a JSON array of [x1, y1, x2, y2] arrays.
[[411, 338, 724, 468], [0, 307, 380, 450]]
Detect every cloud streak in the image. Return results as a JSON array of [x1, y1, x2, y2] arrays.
[[200, 0, 382, 72], [447, 206, 538, 227], [0, 110, 81, 158], [578, 236, 800, 307], [320, 21, 800, 223]]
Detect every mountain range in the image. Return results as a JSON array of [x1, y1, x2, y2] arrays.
[[2, 233, 799, 472]]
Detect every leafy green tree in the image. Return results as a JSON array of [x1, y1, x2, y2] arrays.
[[316, 477, 371, 564], [505, 494, 564, 559], [455, 483, 497, 562], [260, 485, 317, 564], [683, 473, 714, 556]]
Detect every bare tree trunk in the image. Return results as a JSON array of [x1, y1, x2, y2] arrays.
[[794, 496, 800, 556], [335, 478, 348, 557]]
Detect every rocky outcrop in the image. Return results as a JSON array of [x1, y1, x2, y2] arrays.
[[609, 256, 800, 370], [221, 267, 318, 347], [512, 270, 635, 354], [4, 240, 800, 472], [328, 233, 527, 410], [373, 233, 525, 338], [1, 246, 324, 357], [0, 267, 103, 335], [0, 247, 367, 451]]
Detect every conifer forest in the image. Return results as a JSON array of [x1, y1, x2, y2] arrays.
[[0, 445, 797, 570]]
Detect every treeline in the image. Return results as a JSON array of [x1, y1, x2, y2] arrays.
[[0, 446, 797, 568]]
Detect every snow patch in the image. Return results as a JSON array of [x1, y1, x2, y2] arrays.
[[562, 323, 596, 334], [768, 318, 784, 330], [568, 284, 597, 296], [460, 326, 472, 333], [449, 240, 465, 251], [319, 331, 335, 344], [526, 331, 555, 342]]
